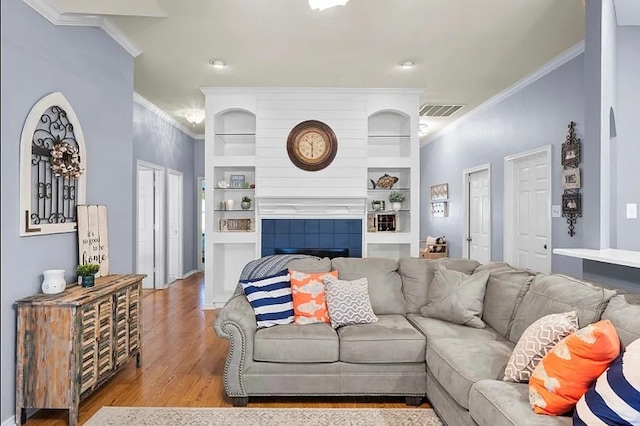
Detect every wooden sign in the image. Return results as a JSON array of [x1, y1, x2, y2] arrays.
[[77, 205, 110, 277]]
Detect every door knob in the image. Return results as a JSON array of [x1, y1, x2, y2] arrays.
[[543, 244, 547, 250], [466, 237, 472, 242]]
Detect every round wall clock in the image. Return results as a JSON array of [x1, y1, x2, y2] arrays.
[[286, 120, 338, 171]]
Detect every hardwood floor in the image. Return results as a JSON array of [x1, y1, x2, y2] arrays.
[[25, 273, 428, 425]]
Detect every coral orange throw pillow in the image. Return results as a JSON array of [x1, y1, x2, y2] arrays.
[[290, 270, 338, 325], [529, 319, 621, 416]]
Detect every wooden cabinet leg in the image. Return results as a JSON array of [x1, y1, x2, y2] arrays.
[[18, 407, 26, 425], [136, 352, 142, 368], [405, 396, 422, 406], [69, 406, 79, 426]]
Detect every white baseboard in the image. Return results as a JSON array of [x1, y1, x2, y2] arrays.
[[2, 415, 16, 426], [182, 269, 199, 279]]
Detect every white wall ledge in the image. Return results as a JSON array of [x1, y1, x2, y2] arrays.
[[553, 248, 640, 268]]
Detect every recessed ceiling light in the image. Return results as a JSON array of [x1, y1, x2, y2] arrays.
[[209, 59, 226, 69], [399, 60, 415, 70]]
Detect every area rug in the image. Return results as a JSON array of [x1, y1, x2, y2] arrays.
[[85, 407, 443, 426]]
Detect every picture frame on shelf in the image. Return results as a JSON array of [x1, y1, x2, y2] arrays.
[[218, 218, 254, 232], [561, 167, 581, 190], [229, 175, 246, 189], [430, 183, 448, 201]]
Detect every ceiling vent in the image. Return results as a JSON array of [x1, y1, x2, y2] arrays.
[[420, 104, 464, 117]]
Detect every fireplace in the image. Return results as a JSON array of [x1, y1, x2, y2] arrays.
[[262, 219, 362, 258]]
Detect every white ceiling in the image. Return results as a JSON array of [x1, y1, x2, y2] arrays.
[[53, 0, 592, 136]]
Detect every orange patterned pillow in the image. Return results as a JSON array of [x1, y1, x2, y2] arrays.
[[529, 319, 621, 416], [290, 270, 338, 325]]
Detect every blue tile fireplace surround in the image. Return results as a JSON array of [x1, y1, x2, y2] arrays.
[[261, 219, 362, 258]]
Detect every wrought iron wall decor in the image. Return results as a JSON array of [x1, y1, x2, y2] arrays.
[[20, 92, 87, 236], [561, 122, 582, 236]]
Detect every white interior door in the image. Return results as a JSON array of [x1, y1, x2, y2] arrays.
[[467, 168, 491, 264], [504, 147, 551, 273], [137, 169, 155, 289], [197, 177, 205, 271], [167, 170, 183, 283]]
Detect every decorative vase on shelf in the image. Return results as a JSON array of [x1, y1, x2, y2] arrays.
[[79, 274, 95, 288], [241, 201, 251, 210], [42, 269, 66, 294], [392, 202, 402, 212]]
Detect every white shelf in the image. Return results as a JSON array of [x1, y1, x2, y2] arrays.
[[213, 156, 256, 167], [212, 232, 257, 244], [553, 248, 640, 268], [367, 157, 412, 169], [366, 232, 413, 244]]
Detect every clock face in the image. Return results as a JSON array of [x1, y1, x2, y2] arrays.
[[287, 120, 337, 171]]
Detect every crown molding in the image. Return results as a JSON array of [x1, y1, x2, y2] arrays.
[[422, 40, 585, 146], [133, 93, 201, 140], [22, 0, 142, 57]]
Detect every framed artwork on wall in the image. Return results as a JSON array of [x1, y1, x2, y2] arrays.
[[561, 168, 581, 190], [562, 193, 581, 216], [430, 183, 448, 201]]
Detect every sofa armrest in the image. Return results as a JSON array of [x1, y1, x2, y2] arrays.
[[213, 294, 256, 397]]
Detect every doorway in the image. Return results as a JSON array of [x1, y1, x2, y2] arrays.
[[463, 164, 491, 264], [504, 146, 552, 273], [136, 161, 165, 289], [197, 176, 205, 271], [167, 169, 184, 283]]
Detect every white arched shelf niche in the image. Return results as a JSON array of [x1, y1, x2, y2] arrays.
[[20, 92, 87, 236]]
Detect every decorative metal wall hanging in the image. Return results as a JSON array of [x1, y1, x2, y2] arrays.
[[20, 92, 87, 236], [561, 122, 582, 236]]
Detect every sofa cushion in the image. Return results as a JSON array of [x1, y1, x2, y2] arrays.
[[476, 262, 536, 338], [338, 315, 426, 363], [323, 275, 378, 329], [469, 380, 572, 426], [331, 257, 405, 315], [574, 338, 640, 426], [420, 265, 490, 328], [529, 320, 621, 416], [286, 256, 332, 273], [254, 322, 339, 363], [290, 270, 337, 325], [427, 338, 514, 409], [240, 269, 294, 328], [508, 274, 617, 344], [398, 257, 481, 314], [602, 293, 640, 348], [503, 311, 579, 383], [407, 314, 505, 344]]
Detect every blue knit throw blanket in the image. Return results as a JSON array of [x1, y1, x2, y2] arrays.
[[230, 254, 319, 298]]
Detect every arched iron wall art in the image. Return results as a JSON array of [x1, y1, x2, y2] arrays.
[[561, 121, 582, 237], [20, 92, 87, 236]]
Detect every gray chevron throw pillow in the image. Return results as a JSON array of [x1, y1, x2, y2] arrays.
[[503, 311, 578, 382], [323, 275, 378, 329], [420, 264, 490, 328]]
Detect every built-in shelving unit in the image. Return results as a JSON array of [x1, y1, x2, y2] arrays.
[[207, 107, 258, 306], [365, 110, 419, 258]]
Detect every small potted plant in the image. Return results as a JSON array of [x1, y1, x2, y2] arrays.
[[388, 191, 405, 211], [76, 263, 100, 288], [241, 195, 252, 210]]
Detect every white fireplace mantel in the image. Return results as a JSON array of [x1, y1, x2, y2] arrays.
[[257, 196, 367, 218]]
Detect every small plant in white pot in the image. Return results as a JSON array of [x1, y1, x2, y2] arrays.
[[241, 195, 252, 210], [76, 263, 100, 288], [388, 191, 405, 211]]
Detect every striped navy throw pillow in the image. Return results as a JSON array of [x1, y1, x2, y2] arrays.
[[240, 269, 294, 328], [574, 338, 640, 425]]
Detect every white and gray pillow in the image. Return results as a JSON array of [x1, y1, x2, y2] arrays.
[[420, 264, 490, 328], [503, 311, 578, 382], [323, 275, 378, 329]]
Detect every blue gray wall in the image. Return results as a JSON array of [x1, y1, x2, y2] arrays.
[[420, 54, 586, 278], [0, 0, 134, 422], [133, 103, 200, 274], [615, 27, 640, 251]]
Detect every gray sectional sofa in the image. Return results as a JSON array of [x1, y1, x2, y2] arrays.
[[214, 256, 640, 425]]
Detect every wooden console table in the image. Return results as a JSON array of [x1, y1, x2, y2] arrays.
[[15, 274, 144, 425]]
